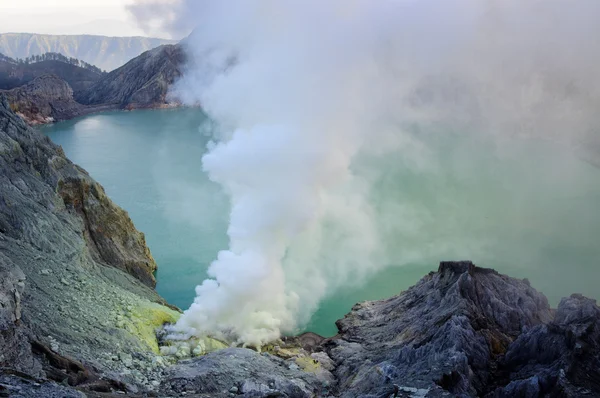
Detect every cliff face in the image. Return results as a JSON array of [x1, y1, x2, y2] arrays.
[[77, 45, 184, 109], [0, 74, 116, 125], [0, 94, 178, 393], [0, 33, 175, 72], [1, 74, 85, 125]]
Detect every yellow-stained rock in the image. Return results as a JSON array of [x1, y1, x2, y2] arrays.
[[295, 356, 322, 373], [122, 301, 180, 353], [193, 337, 229, 356]]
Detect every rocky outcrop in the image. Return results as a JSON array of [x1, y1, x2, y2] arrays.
[[1, 74, 82, 124], [0, 94, 178, 393], [1, 74, 115, 125], [77, 45, 184, 109], [326, 261, 599, 397], [58, 176, 158, 288], [492, 294, 600, 396]]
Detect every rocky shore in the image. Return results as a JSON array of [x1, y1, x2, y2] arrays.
[[1, 95, 599, 397]]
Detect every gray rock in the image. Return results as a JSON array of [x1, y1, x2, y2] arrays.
[[0, 94, 177, 390], [77, 45, 184, 109], [119, 353, 133, 368], [160, 348, 332, 397], [0, 74, 84, 125], [0, 374, 85, 398], [0, 255, 42, 376], [490, 294, 600, 397], [0, 74, 116, 125], [327, 261, 553, 397]]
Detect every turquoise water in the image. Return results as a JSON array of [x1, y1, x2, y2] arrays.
[[43, 109, 600, 336]]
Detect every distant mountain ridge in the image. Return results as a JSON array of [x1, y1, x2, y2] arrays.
[[2, 51, 103, 74], [0, 33, 175, 72], [0, 52, 104, 94]]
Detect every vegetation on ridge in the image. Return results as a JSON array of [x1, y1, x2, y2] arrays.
[[7, 51, 106, 74]]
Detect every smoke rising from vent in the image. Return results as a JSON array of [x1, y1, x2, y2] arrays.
[[130, 0, 600, 345]]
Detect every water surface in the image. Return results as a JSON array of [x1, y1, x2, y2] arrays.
[[43, 109, 600, 336]]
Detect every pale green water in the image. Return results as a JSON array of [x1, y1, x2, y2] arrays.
[[42, 109, 600, 336]]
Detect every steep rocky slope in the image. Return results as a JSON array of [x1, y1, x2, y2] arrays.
[[77, 45, 184, 109], [0, 33, 175, 72], [0, 74, 114, 125], [0, 94, 178, 394], [1, 74, 84, 124]]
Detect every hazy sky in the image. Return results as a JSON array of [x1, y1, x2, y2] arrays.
[[0, 0, 170, 38]]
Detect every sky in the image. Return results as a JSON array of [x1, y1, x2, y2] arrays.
[[0, 0, 172, 38]]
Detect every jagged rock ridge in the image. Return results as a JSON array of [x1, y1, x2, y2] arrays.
[[326, 261, 600, 397], [77, 45, 184, 109]]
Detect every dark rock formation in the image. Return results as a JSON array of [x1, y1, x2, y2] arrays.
[[491, 294, 600, 397], [324, 261, 600, 398], [327, 261, 553, 397], [0, 372, 84, 398], [1, 74, 83, 124], [0, 94, 178, 392], [160, 348, 332, 397], [0, 255, 40, 376], [77, 45, 184, 109], [0, 74, 115, 125]]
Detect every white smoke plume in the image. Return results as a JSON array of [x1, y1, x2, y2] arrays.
[[129, 0, 600, 345]]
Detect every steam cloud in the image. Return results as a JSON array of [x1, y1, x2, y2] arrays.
[[130, 0, 600, 345]]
